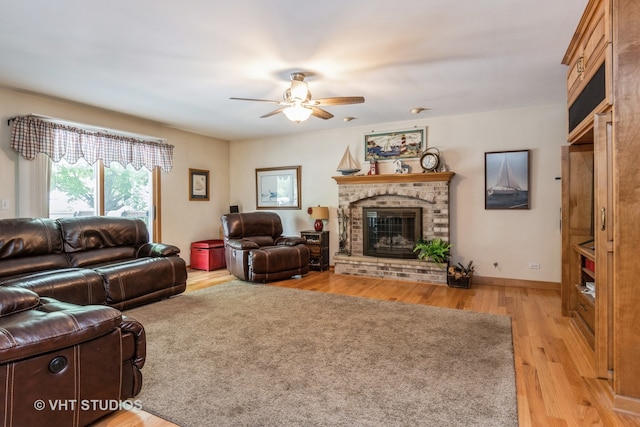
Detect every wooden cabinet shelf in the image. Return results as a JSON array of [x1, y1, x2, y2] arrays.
[[572, 245, 597, 349], [582, 268, 595, 280]]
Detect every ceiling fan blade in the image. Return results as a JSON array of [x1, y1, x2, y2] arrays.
[[310, 106, 334, 120], [260, 107, 287, 118], [311, 96, 365, 106], [230, 97, 281, 104]]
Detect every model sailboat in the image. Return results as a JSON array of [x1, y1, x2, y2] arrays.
[[487, 154, 521, 195], [336, 147, 361, 175]]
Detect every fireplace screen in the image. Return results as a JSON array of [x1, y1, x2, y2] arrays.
[[363, 207, 422, 259]]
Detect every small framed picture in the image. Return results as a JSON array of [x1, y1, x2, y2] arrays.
[[255, 166, 301, 210], [485, 150, 530, 209], [189, 168, 210, 201]]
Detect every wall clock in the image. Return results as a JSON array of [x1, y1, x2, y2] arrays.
[[420, 148, 440, 172]]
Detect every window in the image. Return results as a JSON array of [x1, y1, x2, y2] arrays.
[[10, 115, 171, 241], [49, 158, 158, 240]]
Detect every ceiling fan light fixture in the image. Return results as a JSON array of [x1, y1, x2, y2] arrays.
[[290, 79, 310, 101], [230, 71, 364, 122], [283, 104, 312, 123]]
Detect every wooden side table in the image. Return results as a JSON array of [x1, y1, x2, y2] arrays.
[[301, 230, 329, 271]]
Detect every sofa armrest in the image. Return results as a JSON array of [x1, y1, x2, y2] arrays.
[[275, 236, 307, 246], [0, 287, 40, 318], [137, 242, 181, 257], [226, 238, 259, 250], [120, 315, 146, 370]]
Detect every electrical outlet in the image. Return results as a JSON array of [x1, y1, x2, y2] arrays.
[[529, 263, 541, 269], [0, 199, 9, 210]]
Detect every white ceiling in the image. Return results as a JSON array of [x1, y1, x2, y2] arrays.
[[0, 0, 587, 141]]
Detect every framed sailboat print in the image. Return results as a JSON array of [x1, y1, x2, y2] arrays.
[[485, 150, 530, 210]]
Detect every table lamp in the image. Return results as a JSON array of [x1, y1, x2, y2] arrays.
[[309, 206, 329, 232]]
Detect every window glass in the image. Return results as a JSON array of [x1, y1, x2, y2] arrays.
[[49, 160, 153, 239], [49, 157, 97, 218], [104, 163, 152, 229]]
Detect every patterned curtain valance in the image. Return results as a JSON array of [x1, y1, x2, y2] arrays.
[[10, 115, 174, 172]]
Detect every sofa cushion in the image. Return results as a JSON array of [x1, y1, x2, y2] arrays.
[[58, 216, 149, 253], [94, 257, 187, 308], [0, 218, 63, 259], [0, 218, 69, 278], [0, 254, 71, 279], [0, 269, 106, 306], [249, 245, 309, 274], [222, 212, 284, 239], [67, 246, 137, 267], [243, 236, 276, 247]]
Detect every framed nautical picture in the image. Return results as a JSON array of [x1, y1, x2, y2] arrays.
[[255, 166, 301, 210], [485, 150, 530, 210], [364, 128, 425, 161]]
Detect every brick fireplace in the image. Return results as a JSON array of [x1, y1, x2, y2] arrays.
[[332, 172, 454, 284]]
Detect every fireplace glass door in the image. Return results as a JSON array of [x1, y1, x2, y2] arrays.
[[363, 207, 422, 259]]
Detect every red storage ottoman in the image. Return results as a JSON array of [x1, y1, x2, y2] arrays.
[[190, 239, 226, 271]]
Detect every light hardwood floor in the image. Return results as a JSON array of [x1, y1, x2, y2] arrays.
[[94, 269, 640, 427]]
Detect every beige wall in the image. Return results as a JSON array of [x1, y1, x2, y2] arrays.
[[0, 87, 229, 262], [0, 85, 564, 282], [230, 104, 565, 283]]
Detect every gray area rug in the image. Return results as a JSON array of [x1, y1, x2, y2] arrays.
[[126, 281, 517, 426]]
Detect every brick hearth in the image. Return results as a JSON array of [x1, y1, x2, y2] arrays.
[[332, 172, 454, 284]]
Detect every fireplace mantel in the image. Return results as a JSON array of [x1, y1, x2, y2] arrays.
[[332, 172, 454, 185], [333, 171, 452, 285]]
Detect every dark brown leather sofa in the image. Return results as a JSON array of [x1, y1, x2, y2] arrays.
[[0, 216, 187, 426], [0, 216, 187, 310], [221, 211, 310, 282]]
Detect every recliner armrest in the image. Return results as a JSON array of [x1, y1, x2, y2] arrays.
[[0, 298, 122, 364], [275, 236, 307, 246], [120, 315, 146, 369], [226, 239, 259, 250], [137, 242, 181, 257]]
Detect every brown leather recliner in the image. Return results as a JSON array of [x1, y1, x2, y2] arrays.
[[221, 212, 310, 282], [0, 286, 145, 427]]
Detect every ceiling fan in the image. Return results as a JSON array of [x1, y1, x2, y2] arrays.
[[230, 72, 365, 123]]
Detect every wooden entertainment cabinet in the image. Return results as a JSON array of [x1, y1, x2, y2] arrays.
[[561, 0, 640, 414]]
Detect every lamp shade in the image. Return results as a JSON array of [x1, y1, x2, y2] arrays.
[[309, 206, 329, 220], [309, 206, 329, 232]]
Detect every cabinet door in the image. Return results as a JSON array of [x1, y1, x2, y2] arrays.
[[594, 111, 613, 379], [581, 0, 609, 77], [564, 0, 612, 143], [561, 144, 595, 316], [566, 0, 610, 103]]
